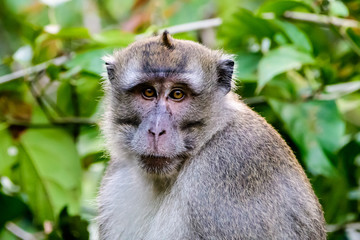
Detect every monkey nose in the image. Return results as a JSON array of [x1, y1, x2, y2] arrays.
[[148, 128, 166, 137]]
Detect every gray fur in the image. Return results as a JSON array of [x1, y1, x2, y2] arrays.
[[98, 34, 326, 240]]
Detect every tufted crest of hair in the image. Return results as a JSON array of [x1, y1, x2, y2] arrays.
[[161, 30, 174, 49]]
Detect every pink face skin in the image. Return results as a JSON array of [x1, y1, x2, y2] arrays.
[[131, 80, 193, 156]]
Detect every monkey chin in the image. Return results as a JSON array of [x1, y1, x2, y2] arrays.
[[138, 155, 186, 176]]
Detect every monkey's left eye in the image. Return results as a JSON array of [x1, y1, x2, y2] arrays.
[[169, 89, 185, 100], [142, 87, 157, 99]]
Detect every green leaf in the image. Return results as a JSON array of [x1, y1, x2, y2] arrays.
[[65, 48, 113, 75], [257, 0, 312, 17], [261, 75, 296, 100], [0, 124, 17, 175], [77, 126, 105, 160], [57, 79, 75, 116], [75, 74, 103, 117], [235, 52, 262, 82], [167, 0, 212, 26], [46, 64, 61, 81], [219, 8, 276, 51], [92, 30, 135, 47], [273, 20, 313, 52], [233, 8, 275, 40], [329, 1, 349, 17], [269, 99, 345, 177], [337, 93, 360, 127], [49, 27, 91, 39], [257, 45, 314, 91], [345, 28, 360, 52], [19, 129, 82, 222]]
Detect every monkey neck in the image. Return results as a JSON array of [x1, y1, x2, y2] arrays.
[[146, 173, 178, 194]]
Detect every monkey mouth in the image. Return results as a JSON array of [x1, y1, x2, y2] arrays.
[[140, 155, 172, 167], [139, 155, 186, 175]]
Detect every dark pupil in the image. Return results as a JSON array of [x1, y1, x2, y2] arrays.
[[174, 91, 181, 98], [145, 89, 154, 96]]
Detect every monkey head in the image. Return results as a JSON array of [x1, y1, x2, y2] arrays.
[[103, 31, 234, 176]]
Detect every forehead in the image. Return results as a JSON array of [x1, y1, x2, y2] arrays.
[[118, 39, 213, 92], [121, 60, 204, 94]]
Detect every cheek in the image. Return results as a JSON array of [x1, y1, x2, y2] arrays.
[[167, 98, 191, 117], [134, 96, 156, 114]]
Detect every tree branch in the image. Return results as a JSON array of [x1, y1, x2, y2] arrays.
[[0, 55, 71, 84], [283, 11, 360, 29]]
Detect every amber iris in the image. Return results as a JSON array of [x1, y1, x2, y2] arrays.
[[142, 88, 156, 98], [169, 89, 184, 100]]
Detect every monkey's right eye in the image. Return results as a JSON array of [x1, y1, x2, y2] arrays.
[[142, 87, 157, 99]]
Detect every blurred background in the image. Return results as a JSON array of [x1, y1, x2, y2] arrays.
[[0, 0, 360, 239]]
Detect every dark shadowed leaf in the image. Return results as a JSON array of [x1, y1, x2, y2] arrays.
[[345, 28, 360, 52], [0, 193, 29, 229]]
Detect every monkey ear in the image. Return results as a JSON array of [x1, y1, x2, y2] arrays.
[[103, 55, 116, 84], [217, 59, 234, 94]]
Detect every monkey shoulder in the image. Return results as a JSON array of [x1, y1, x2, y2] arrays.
[[177, 103, 326, 239]]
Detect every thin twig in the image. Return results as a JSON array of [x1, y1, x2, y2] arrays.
[[53, 117, 98, 125], [283, 11, 360, 29], [317, 81, 360, 100], [136, 18, 223, 39], [27, 76, 56, 123], [5, 222, 38, 240], [5, 118, 97, 127], [243, 81, 360, 104], [327, 222, 360, 233]]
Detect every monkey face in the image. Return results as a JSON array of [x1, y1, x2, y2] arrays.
[[109, 76, 210, 176], [130, 80, 198, 175], [103, 32, 234, 176]]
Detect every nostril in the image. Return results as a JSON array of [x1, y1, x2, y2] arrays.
[[148, 129, 155, 136], [159, 130, 166, 136]]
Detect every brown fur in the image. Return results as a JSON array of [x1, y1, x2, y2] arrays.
[[98, 33, 326, 240]]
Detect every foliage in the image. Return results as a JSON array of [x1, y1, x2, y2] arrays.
[[0, 0, 360, 239]]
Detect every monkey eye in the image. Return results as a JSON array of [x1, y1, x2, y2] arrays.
[[169, 89, 185, 101], [141, 87, 157, 99]]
